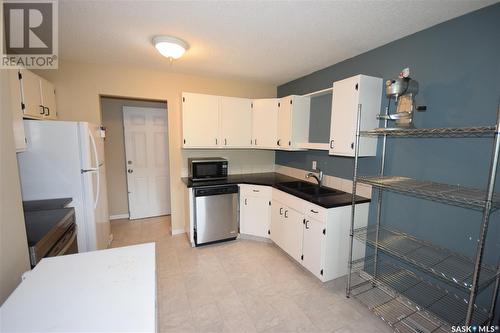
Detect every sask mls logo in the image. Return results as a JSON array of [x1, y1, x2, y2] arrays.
[[2, 0, 58, 68]]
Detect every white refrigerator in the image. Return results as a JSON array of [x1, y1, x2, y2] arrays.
[[17, 120, 111, 252]]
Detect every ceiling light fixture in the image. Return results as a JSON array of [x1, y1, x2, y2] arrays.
[[153, 35, 189, 60]]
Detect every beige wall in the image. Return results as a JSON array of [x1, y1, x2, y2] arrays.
[[37, 60, 276, 231], [0, 70, 30, 304], [101, 97, 168, 217]]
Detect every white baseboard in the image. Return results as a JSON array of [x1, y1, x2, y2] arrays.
[[109, 214, 129, 220], [171, 228, 186, 235]]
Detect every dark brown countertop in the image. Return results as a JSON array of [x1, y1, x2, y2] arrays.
[[181, 172, 370, 209], [23, 198, 72, 211]]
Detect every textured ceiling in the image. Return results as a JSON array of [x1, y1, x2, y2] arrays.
[[58, 0, 496, 84]]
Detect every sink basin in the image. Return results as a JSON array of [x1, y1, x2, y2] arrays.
[[277, 181, 316, 190], [277, 181, 343, 198], [299, 187, 342, 197]]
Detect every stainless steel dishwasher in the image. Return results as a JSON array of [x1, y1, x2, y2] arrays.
[[193, 185, 239, 246]]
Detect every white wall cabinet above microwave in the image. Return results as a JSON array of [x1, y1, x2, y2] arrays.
[[328, 74, 382, 157], [182, 93, 252, 148], [182, 93, 310, 151]]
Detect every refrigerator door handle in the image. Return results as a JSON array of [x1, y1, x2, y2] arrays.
[[88, 129, 100, 210]]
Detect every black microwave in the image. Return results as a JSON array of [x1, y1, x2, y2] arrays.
[[188, 157, 228, 181]]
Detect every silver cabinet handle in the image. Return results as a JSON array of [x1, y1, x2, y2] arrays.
[[244, 198, 247, 205], [127, 169, 133, 174], [216, 138, 218, 145], [330, 140, 334, 149], [279, 207, 283, 215], [277, 139, 281, 146], [225, 138, 227, 145], [284, 210, 288, 218], [310, 209, 318, 214], [305, 220, 310, 229], [252, 189, 260, 192]]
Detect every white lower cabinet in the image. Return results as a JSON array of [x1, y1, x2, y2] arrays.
[[301, 217, 325, 280], [271, 189, 369, 282], [239, 185, 271, 238]]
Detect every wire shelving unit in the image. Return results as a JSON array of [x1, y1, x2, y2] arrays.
[[346, 104, 500, 332]]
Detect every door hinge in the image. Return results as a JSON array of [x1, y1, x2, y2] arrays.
[[278, 102, 280, 107], [21, 102, 25, 110], [323, 228, 326, 235], [267, 230, 270, 235], [24, 137, 27, 144], [182, 97, 185, 102], [351, 142, 354, 149], [300, 254, 303, 260], [268, 201, 271, 206], [355, 83, 359, 91], [18, 72, 22, 80], [251, 102, 253, 108], [288, 141, 291, 146], [290, 99, 292, 105], [320, 269, 323, 276], [302, 218, 305, 225], [183, 139, 186, 144]]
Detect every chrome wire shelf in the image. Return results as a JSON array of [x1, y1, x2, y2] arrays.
[[360, 126, 496, 138], [350, 258, 491, 330], [358, 176, 500, 211], [353, 225, 499, 292]]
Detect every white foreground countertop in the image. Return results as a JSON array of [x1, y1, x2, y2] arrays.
[[0, 243, 156, 333]]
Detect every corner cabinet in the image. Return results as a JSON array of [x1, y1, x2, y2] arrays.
[[239, 185, 272, 238], [329, 74, 382, 157]]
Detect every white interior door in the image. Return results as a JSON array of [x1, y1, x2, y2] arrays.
[[123, 107, 170, 220]]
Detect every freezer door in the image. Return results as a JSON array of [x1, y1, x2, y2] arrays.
[[194, 192, 238, 245]]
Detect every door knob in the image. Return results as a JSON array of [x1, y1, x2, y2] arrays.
[[127, 169, 133, 174]]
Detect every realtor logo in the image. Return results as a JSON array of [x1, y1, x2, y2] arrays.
[[2, 0, 58, 68]]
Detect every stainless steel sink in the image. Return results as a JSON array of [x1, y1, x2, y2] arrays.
[[277, 181, 343, 198]]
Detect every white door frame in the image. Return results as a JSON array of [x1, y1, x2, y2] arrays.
[[123, 106, 170, 220]]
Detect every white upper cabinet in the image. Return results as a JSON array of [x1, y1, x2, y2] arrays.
[[182, 92, 220, 148], [19, 69, 44, 119], [277, 95, 310, 150], [251, 98, 279, 149], [220, 96, 252, 148], [329, 74, 382, 157], [18, 69, 57, 120], [39, 77, 57, 120]]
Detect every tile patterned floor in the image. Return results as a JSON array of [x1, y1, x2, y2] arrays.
[[110, 216, 393, 333]]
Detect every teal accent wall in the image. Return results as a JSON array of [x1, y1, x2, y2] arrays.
[[277, 4, 500, 319]]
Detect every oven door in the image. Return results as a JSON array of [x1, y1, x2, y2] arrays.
[[46, 224, 78, 258]]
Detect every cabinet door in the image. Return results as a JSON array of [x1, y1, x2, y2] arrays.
[[240, 195, 271, 238], [277, 97, 292, 149], [220, 96, 252, 147], [271, 200, 285, 248], [301, 218, 325, 279], [8, 70, 27, 151], [329, 76, 359, 156], [182, 93, 220, 147], [40, 77, 57, 119], [281, 207, 303, 262], [252, 98, 278, 149], [19, 69, 44, 119]]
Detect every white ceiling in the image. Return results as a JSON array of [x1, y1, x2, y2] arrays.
[[58, 0, 496, 85]]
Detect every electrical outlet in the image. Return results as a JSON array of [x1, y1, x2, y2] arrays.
[[312, 161, 317, 170]]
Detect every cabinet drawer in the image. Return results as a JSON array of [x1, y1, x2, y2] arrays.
[[305, 203, 327, 221], [239, 184, 272, 197]]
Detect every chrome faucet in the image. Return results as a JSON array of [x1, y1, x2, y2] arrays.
[[306, 169, 323, 186]]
